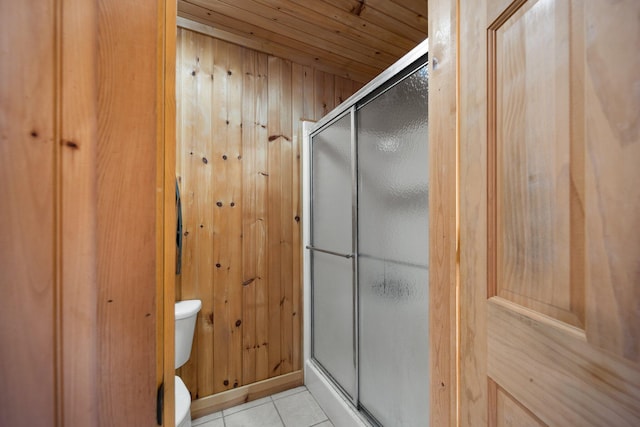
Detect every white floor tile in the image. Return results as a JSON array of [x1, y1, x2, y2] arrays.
[[196, 418, 225, 427], [270, 386, 308, 401], [274, 391, 328, 427], [225, 402, 284, 427], [311, 421, 333, 427], [192, 411, 223, 425], [223, 396, 272, 417]]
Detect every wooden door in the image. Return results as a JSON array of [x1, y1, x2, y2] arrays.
[[459, 0, 640, 425]]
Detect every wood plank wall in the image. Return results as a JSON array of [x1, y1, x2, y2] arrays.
[[176, 26, 362, 399], [1, 1, 162, 425], [1, 1, 57, 424]]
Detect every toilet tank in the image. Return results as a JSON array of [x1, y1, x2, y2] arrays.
[[175, 299, 201, 369]]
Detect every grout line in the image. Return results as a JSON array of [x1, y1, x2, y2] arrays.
[[223, 400, 278, 425], [307, 390, 330, 421], [223, 398, 273, 418], [271, 386, 309, 402], [200, 387, 316, 426], [272, 400, 287, 427]]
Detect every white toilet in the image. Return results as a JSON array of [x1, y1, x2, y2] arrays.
[[175, 299, 202, 427]]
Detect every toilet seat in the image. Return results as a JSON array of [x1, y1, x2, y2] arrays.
[[175, 376, 192, 427]]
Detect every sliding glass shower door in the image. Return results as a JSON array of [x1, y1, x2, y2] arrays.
[[309, 44, 429, 426], [357, 65, 429, 425], [310, 112, 357, 401]]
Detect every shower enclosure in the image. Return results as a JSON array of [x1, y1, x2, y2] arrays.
[[305, 40, 429, 426]]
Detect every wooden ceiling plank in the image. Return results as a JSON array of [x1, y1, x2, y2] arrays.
[[248, 0, 414, 58], [200, 0, 397, 69], [321, 0, 426, 42], [177, 6, 375, 82], [178, 1, 379, 77], [187, 0, 388, 69], [388, 0, 428, 18], [178, 15, 372, 84], [177, 0, 431, 85], [362, 0, 428, 33], [287, 0, 417, 52]]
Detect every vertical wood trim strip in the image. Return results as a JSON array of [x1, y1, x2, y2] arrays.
[[324, 73, 336, 114], [59, 0, 99, 424], [227, 43, 244, 390], [334, 76, 351, 107], [291, 63, 304, 372], [242, 48, 258, 386], [486, 26, 497, 299], [97, 0, 159, 423], [255, 51, 270, 382], [212, 38, 230, 395], [488, 378, 498, 427], [428, 0, 459, 426], [568, 0, 586, 327], [314, 70, 328, 120], [161, 0, 177, 423], [459, 0, 490, 424], [302, 67, 316, 121], [279, 59, 294, 374], [267, 56, 283, 378]]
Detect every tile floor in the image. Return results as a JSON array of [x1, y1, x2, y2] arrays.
[[192, 386, 334, 427]]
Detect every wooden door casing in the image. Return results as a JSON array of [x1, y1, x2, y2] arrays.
[[459, 0, 640, 425]]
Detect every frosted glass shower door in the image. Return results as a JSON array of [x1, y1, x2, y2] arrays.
[[357, 65, 430, 425], [310, 113, 356, 400]]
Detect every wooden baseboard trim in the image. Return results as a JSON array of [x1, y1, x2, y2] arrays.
[[190, 371, 304, 419]]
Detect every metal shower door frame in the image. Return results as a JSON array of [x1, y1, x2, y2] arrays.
[[306, 38, 429, 426]]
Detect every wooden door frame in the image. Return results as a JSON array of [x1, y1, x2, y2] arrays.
[[159, 0, 177, 425], [161, 1, 462, 425], [428, 0, 459, 426]]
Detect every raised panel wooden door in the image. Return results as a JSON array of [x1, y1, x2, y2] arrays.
[[459, 0, 640, 425]]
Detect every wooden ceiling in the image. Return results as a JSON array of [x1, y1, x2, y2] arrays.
[[177, 0, 428, 83]]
